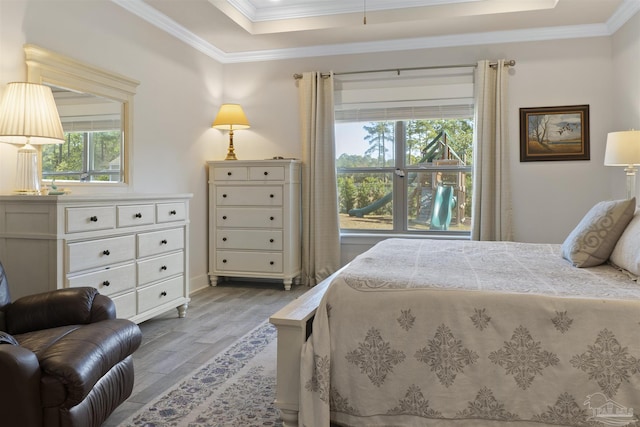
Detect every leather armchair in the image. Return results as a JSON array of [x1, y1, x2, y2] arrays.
[[0, 261, 142, 427]]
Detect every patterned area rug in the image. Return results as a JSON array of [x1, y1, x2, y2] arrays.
[[121, 321, 282, 427]]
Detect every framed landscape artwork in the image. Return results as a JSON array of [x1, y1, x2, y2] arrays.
[[519, 105, 590, 162]]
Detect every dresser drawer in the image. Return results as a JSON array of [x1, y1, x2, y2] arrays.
[[111, 291, 137, 319], [216, 186, 282, 206], [217, 208, 283, 228], [138, 227, 184, 258], [67, 235, 136, 273], [213, 167, 247, 181], [216, 229, 283, 250], [67, 262, 136, 296], [249, 166, 284, 181], [137, 276, 184, 313], [137, 251, 184, 286], [216, 251, 283, 273], [66, 206, 116, 233], [117, 204, 155, 227], [157, 202, 187, 223]]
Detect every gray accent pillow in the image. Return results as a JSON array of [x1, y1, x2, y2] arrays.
[[610, 211, 640, 275], [561, 198, 636, 267]]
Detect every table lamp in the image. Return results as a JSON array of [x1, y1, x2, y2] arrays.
[[0, 82, 64, 194], [604, 130, 640, 200], [212, 104, 250, 160]]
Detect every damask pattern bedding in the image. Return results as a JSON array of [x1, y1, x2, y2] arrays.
[[300, 239, 640, 427]]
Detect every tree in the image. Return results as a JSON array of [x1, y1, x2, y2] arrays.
[[528, 115, 552, 150], [363, 122, 394, 166]]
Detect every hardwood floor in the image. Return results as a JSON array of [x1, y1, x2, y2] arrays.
[[104, 280, 309, 426]]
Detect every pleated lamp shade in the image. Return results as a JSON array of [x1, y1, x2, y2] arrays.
[[0, 82, 64, 145], [0, 82, 64, 193]]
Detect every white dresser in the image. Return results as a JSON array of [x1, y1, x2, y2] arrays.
[[0, 193, 191, 323], [207, 160, 301, 290]]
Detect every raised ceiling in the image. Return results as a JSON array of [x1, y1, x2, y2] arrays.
[[112, 0, 639, 63]]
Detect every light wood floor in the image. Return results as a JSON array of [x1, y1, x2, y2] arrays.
[[104, 280, 309, 426]]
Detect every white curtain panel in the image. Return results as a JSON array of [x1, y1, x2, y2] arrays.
[[471, 60, 513, 241], [298, 72, 341, 286]]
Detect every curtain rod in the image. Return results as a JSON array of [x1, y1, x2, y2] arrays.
[[293, 60, 515, 80]]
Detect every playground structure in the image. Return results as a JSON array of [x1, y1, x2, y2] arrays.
[[348, 131, 467, 230]]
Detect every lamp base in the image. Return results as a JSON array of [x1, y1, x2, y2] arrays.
[[14, 143, 41, 195], [224, 129, 238, 160]]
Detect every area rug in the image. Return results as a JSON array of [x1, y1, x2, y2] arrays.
[[120, 321, 282, 427]]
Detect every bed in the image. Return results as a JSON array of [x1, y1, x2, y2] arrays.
[[270, 198, 640, 427]]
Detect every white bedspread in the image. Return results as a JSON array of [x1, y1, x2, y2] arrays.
[[300, 239, 640, 426]]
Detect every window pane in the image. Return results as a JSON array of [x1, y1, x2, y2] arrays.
[[406, 119, 473, 166], [406, 169, 471, 232], [337, 171, 393, 230], [42, 130, 122, 182], [336, 122, 395, 167]]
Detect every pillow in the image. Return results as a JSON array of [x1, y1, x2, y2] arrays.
[[561, 198, 636, 267], [610, 211, 640, 275]]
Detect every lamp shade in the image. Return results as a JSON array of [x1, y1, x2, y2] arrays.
[[0, 82, 64, 145], [604, 130, 640, 166], [212, 104, 250, 130]]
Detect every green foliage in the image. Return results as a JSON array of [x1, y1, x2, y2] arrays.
[[338, 176, 357, 213]]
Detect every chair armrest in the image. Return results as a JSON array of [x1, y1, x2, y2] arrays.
[[0, 344, 43, 427], [90, 294, 117, 322], [6, 287, 101, 335]]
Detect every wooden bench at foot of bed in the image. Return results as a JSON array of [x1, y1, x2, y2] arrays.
[[269, 270, 338, 427]]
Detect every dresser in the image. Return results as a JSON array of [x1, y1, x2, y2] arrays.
[[207, 160, 301, 290], [0, 193, 191, 323]]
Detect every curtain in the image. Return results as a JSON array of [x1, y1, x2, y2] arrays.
[[298, 72, 341, 286], [471, 60, 513, 241]]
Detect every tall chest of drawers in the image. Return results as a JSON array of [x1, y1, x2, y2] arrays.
[[0, 193, 191, 323], [207, 160, 301, 290]]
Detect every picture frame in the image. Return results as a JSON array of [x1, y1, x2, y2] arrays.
[[519, 104, 590, 162]]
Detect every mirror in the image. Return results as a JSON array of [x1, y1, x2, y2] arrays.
[[25, 44, 139, 186]]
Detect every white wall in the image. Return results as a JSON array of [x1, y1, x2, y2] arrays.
[[1, 1, 638, 290], [0, 0, 226, 293]]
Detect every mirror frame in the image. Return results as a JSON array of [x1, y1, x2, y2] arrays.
[[24, 44, 139, 188]]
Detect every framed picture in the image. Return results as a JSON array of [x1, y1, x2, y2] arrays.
[[519, 105, 590, 162]]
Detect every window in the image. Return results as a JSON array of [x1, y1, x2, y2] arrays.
[[334, 67, 475, 235]]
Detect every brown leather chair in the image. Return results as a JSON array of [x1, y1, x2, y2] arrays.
[[0, 261, 142, 427]]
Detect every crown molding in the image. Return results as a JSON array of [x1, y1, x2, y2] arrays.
[[111, 0, 638, 64], [227, 0, 480, 22]]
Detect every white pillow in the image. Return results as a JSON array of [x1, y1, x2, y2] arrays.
[[610, 210, 640, 275], [561, 198, 636, 267]]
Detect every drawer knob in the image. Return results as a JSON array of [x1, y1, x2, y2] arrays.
[[135, 213, 142, 218], [270, 216, 275, 221], [103, 250, 110, 256], [90, 216, 98, 222], [227, 171, 232, 176], [170, 210, 177, 215], [222, 259, 227, 263], [160, 291, 167, 297], [222, 194, 227, 198], [270, 194, 274, 198], [264, 171, 269, 176], [270, 238, 274, 243], [161, 239, 168, 245], [103, 280, 110, 287], [222, 215, 227, 220], [270, 261, 275, 265], [161, 265, 167, 271], [222, 237, 227, 242]]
